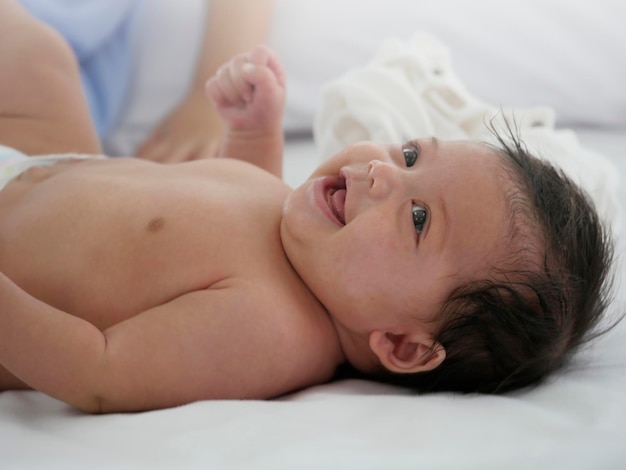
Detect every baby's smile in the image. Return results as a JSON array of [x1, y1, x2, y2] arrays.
[[314, 174, 347, 226]]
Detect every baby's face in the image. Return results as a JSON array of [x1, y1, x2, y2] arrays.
[[281, 139, 512, 359]]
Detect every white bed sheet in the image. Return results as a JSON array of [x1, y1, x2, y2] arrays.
[[1, 129, 625, 470]]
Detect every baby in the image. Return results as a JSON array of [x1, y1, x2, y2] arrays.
[[0, 0, 614, 413]]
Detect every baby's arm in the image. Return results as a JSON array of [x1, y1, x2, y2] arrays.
[[0, 272, 311, 413], [0, 272, 108, 411], [205, 45, 286, 178]]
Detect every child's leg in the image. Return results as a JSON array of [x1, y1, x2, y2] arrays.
[[0, 0, 101, 156]]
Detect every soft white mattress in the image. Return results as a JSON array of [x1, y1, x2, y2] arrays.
[[1, 129, 625, 470]]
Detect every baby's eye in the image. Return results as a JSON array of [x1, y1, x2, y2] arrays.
[[402, 143, 420, 167], [412, 204, 428, 234]]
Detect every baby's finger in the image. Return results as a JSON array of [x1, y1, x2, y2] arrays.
[[264, 48, 286, 89], [215, 64, 246, 106], [248, 45, 286, 89], [205, 77, 228, 107], [249, 45, 271, 67], [241, 63, 277, 91], [228, 56, 253, 102]]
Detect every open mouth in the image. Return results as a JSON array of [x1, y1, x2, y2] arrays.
[[325, 175, 347, 225]]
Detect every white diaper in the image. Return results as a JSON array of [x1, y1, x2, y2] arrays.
[[0, 144, 101, 191]]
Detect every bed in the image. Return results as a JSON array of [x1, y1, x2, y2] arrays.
[[2, 1, 625, 468]]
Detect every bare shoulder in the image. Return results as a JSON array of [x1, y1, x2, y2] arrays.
[[215, 275, 344, 393], [95, 273, 343, 411]]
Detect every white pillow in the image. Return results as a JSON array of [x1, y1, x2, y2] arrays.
[[269, 0, 626, 133]]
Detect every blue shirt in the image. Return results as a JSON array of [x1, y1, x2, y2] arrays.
[[20, 0, 144, 138]]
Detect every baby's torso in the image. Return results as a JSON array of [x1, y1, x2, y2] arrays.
[[0, 157, 322, 330], [0, 156, 344, 396]]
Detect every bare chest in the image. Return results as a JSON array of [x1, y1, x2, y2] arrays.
[[0, 158, 291, 327]]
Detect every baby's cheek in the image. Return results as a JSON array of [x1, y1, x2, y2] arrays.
[[340, 225, 395, 281]]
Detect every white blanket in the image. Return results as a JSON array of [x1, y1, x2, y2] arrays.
[[314, 34, 622, 232], [1, 131, 625, 469]]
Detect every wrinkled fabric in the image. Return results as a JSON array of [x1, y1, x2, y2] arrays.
[[314, 33, 622, 231]]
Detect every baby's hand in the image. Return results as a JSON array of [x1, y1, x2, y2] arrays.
[[206, 45, 286, 133]]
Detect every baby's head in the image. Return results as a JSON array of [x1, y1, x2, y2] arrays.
[[378, 130, 614, 393], [281, 129, 614, 394]]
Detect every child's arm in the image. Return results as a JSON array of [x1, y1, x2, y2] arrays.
[[205, 45, 286, 178], [0, 272, 316, 413], [0, 273, 107, 411]]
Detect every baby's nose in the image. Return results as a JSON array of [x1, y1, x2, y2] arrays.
[[367, 160, 400, 197], [367, 159, 391, 175], [367, 160, 380, 172]]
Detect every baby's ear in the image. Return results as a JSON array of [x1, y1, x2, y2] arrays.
[[369, 331, 445, 374]]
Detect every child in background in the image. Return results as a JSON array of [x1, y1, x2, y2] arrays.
[[0, 0, 613, 412]]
